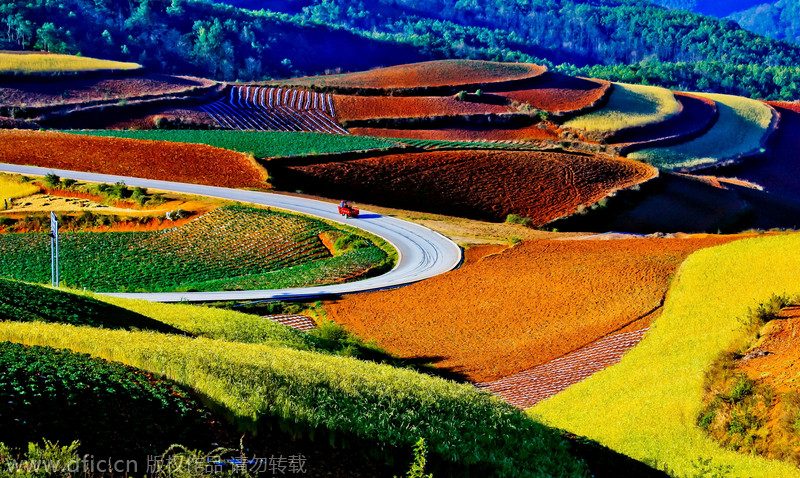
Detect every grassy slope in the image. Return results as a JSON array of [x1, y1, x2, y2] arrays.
[[0, 319, 588, 477], [531, 233, 800, 477], [0, 53, 140, 74], [629, 93, 774, 170], [70, 130, 402, 158], [564, 82, 681, 133]]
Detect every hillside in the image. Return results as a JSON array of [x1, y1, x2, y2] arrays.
[[3, 0, 800, 99]]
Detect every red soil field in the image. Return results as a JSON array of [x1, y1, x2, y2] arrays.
[[495, 74, 610, 113], [0, 130, 267, 188], [608, 92, 717, 146], [740, 306, 800, 395], [104, 108, 218, 130], [0, 74, 216, 107], [282, 60, 546, 90], [324, 237, 739, 382], [719, 102, 800, 203], [287, 150, 657, 223], [349, 125, 559, 141], [333, 94, 510, 121]]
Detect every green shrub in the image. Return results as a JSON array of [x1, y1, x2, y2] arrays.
[[505, 214, 533, 227]]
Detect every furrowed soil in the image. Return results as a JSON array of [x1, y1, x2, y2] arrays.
[[349, 125, 559, 141], [324, 237, 739, 382], [0, 130, 268, 188], [281, 60, 546, 90], [717, 102, 800, 203], [334, 94, 510, 121], [495, 75, 610, 113], [283, 150, 656, 223], [0, 74, 215, 107]]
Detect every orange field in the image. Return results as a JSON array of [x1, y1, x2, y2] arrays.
[[324, 237, 741, 382], [287, 150, 657, 222], [282, 60, 546, 90], [0, 130, 267, 188], [350, 125, 559, 141], [333, 94, 510, 121], [0, 74, 215, 107], [496, 75, 610, 113]]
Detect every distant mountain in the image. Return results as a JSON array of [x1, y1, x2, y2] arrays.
[[728, 0, 800, 44], [652, 0, 800, 44]]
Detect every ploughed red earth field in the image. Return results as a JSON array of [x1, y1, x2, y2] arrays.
[[284, 149, 657, 222], [494, 74, 610, 113], [333, 94, 510, 121], [0, 130, 268, 188], [279, 59, 547, 90], [324, 237, 742, 382], [0, 74, 216, 106]]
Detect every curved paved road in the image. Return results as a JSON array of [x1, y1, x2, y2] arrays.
[[0, 164, 462, 302]]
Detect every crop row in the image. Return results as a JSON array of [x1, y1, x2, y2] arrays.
[[0, 52, 141, 75], [0, 206, 384, 292], [0, 318, 590, 477], [396, 137, 545, 151], [68, 130, 401, 159], [199, 85, 348, 134], [0, 341, 211, 457]]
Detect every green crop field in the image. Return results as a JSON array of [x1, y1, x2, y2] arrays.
[[628, 93, 775, 170], [0, 206, 387, 292], [70, 130, 402, 159], [0, 341, 212, 457], [531, 233, 800, 478], [0, 281, 589, 477], [395, 138, 544, 151], [0, 52, 141, 75], [564, 82, 681, 133]]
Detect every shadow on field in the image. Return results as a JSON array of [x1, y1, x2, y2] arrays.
[[565, 434, 672, 478]]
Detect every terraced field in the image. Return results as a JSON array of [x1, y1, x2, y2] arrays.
[[323, 238, 736, 382], [629, 93, 776, 171], [278, 60, 547, 92], [0, 206, 386, 292], [564, 83, 681, 136], [532, 233, 800, 478], [333, 94, 510, 121], [0, 130, 268, 188], [71, 130, 401, 159], [199, 85, 347, 133], [349, 125, 559, 141], [495, 74, 611, 114], [284, 149, 657, 223]]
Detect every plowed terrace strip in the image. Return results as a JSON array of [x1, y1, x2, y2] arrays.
[[281, 60, 546, 90], [289, 150, 657, 223], [478, 328, 648, 409], [496, 75, 610, 113], [333, 94, 509, 121], [0, 130, 266, 189], [263, 315, 317, 332]]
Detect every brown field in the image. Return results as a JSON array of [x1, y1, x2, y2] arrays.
[[281, 60, 546, 90], [324, 236, 739, 381], [285, 150, 657, 222], [103, 108, 218, 130], [333, 94, 510, 121], [495, 75, 610, 113], [0, 74, 216, 107], [349, 125, 559, 141], [0, 130, 267, 188], [718, 102, 800, 203]]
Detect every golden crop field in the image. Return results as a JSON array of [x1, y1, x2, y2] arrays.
[[0, 52, 141, 75], [629, 93, 775, 170], [531, 233, 800, 478], [0, 175, 40, 206], [564, 82, 681, 133]]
